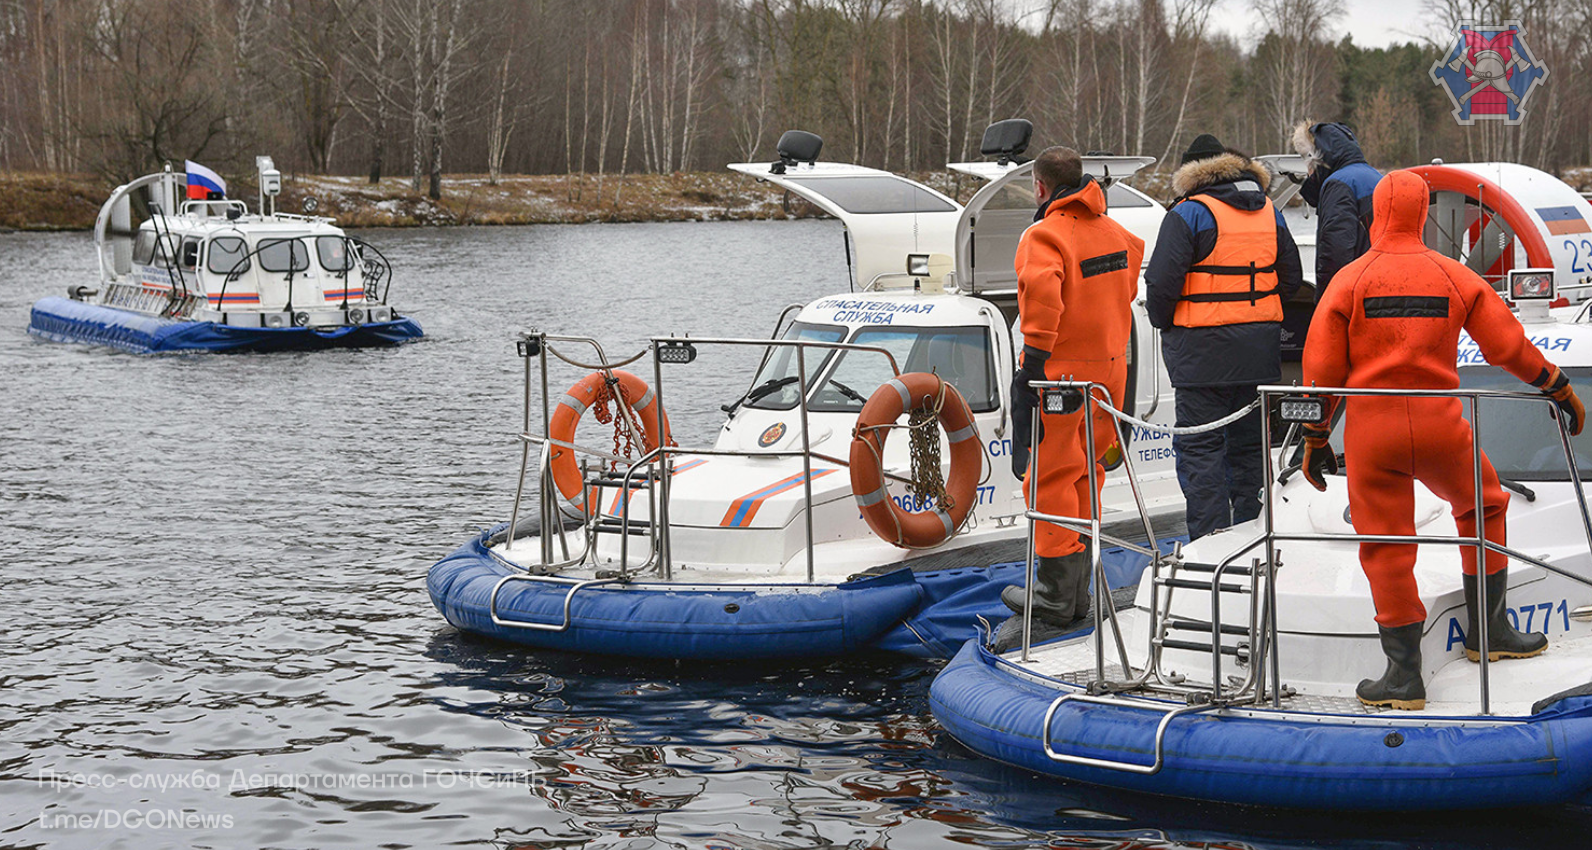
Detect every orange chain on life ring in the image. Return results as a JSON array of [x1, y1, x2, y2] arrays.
[[547, 370, 672, 514], [849, 372, 981, 549]]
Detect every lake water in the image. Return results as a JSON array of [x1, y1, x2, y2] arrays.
[[3, 221, 1590, 849]]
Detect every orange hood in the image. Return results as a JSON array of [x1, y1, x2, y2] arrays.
[[1042, 176, 1107, 219], [1367, 170, 1429, 254]]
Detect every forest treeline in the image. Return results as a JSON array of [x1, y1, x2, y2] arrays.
[[3, 0, 1589, 198]]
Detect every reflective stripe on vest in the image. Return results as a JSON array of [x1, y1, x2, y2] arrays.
[[1173, 194, 1283, 327]]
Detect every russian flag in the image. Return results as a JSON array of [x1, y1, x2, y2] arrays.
[[185, 160, 227, 200]]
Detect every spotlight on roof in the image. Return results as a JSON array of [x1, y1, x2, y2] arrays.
[[980, 119, 1033, 166], [771, 130, 823, 174]]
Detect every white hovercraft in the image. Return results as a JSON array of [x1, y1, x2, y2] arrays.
[[428, 123, 1190, 660], [932, 162, 1592, 811], [28, 157, 421, 353]]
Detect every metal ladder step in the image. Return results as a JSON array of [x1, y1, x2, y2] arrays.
[[1175, 561, 1253, 575], [591, 518, 654, 536], [1155, 576, 1249, 593], [1165, 618, 1250, 636], [590, 472, 662, 487], [1158, 637, 1249, 659]]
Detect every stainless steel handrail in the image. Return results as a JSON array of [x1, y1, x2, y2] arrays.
[[503, 330, 911, 582], [1018, 380, 1160, 686], [487, 574, 622, 631], [1040, 692, 1214, 774], [642, 335, 905, 581], [1257, 383, 1592, 715]]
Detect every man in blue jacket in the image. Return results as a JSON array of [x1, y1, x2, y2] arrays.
[[1145, 135, 1303, 540], [1292, 121, 1382, 301]]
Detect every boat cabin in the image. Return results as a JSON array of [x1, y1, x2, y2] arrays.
[[91, 159, 394, 329]]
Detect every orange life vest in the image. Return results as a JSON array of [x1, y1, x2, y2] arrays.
[[1173, 194, 1283, 327]]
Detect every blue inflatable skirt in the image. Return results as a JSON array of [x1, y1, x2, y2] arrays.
[[29, 297, 423, 353], [427, 528, 1179, 661], [931, 639, 1592, 810]]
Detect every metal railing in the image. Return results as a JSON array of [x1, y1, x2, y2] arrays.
[[1026, 382, 1592, 729], [1021, 380, 1592, 775], [502, 330, 908, 584], [1017, 380, 1162, 690], [1256, 383, 1592, 715], [215, 234, 391, 319]]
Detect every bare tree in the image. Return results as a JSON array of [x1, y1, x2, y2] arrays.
[[1253, 0, 1345, 147]]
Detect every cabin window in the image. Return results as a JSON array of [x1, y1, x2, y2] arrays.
[[743, 321, 847, 411], [179, 237, 201, 271], [780, 176, 957, 215], [316, 236, 352, 272], [1456, 366, 1592, 481], [1105, 184, 1153, 208], [133, 230, 156, 265], [207, 236, 251, 275], [811, 325, 997, 414], [258, 238, 310, 273]]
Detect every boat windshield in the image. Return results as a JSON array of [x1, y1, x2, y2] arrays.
[[810, 325, 997, 413], [1457, 366, 1592, 480], [779, 175, 957, 215], [742, 321, 847, 411]]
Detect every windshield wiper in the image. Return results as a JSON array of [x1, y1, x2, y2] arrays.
[[827, 379, 868, 404], [1498, 477, 1537, 502], [722, 375, 800, 416]]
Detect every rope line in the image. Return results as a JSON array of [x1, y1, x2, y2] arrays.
[[543, 342, 651, 371], [1091, 395, 1262, 436]]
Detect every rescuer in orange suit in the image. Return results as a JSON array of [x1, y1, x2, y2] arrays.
[[1004, 145, 1145, 626], [1301, 169, 1586, 710]]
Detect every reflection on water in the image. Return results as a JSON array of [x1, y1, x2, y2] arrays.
[[2, 223, 1590, 849]]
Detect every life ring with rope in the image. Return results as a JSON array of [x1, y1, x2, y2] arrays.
[[548, 370, 672, 514], [849, 372, 981, 549]]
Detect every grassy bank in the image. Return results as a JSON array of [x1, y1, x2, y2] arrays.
[[0, 168, 1120, 230], [3, 169, 979, 231], [7, 166, 1589, 232]]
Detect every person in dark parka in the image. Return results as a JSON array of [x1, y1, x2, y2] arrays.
[[1145, 135, 1303, 540], [1293, 121, 1382, 301]]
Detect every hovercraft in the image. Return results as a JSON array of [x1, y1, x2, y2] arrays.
[[29, 157, 422, 353], [933, 232, 1592, 810], [427, 126, 1188, 660]]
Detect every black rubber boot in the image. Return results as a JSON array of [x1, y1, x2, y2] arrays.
[[1002, 552, 1086, 626], [1464, 571, 1548, 662], [1356, 623, 1427, 710], [1073, 552, 1094, 621]]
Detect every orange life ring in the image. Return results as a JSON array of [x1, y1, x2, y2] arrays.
[[849, 372, 981, 548], [548, 370, 671, 513]]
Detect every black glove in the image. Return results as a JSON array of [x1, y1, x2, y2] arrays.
[[1533, 365, 1586, 437], [1301, 423, 1337, 491], [1009, 347, 1049, 479]]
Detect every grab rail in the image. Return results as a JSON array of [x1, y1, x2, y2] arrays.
[[1258, 383, 1592, 715], [1018, 380, 1161, 688], [487, 574, 622, 631], [1040, 692, 1214, 775], [503, 330, 905, 582]]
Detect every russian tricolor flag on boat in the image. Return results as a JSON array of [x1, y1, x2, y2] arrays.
[[185, 160, 226, 200]]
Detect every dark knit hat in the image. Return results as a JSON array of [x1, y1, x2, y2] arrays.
[[1181, 133, 1226, 165]]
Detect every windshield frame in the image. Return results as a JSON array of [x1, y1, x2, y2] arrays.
[[807, 323, 1000, 415], [742, 321, 848, 412]]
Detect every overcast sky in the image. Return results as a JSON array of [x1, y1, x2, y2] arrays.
[[1208, 0, 1438, 49]]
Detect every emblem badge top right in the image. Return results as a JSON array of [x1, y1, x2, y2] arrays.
[[1430, 20, 1549, 125]]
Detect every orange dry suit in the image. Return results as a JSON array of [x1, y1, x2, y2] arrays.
[[1302, 170, 1553, 628], [1015, 177, 1146, 557]]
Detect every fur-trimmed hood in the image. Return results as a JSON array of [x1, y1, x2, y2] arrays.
[[1292, 121, 1317, 159], [1171, 152, 1271, 199], [1292, 121, 1367, 171]]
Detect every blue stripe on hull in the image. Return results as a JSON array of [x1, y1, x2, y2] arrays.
[[28, 297, 423, 353], [930, 640, 1592, 811]]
